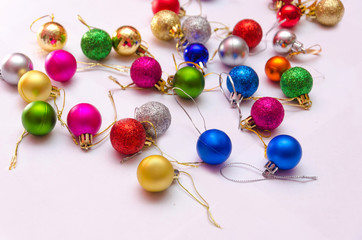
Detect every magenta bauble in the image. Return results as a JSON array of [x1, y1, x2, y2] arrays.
[[45, 50, 77, 82], [130, 56, 162, 88], [67, 103, 102, 136], [251, 97, 284, 130]]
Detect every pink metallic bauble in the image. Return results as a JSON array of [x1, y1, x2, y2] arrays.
[[67, 103, 102, 136], [45, 50, 77, 82], [277, 4, 301, 28], [251, 97, 284, 130], [130, 56, 162, 88]]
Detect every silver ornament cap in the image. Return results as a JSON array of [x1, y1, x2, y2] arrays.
[[273, 29, 297, 54], [218, 35, 249, 67], [1, 53, 33, 85], [135, 101, 171, 138], [182, 16, 211, 44]]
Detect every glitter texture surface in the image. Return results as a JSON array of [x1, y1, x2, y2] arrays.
[[81, 29, 112, 60], [135, 101, 171, 138], [182, 16, 211, 44], [315, 0, 344, 26], [232, 19, 263, 49], [110, 118, 146, 155], [227, 65, 259, 98], [130, 56, 162, 88], [280, 67, 313, 98], [150, 10, 180, 41], [251, 97, 284, 131]]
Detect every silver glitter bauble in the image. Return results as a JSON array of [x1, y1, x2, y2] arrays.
[[182, 16, 211, 44], [218, 35, 249, 67], [1, 53, 33, 85], [135, 101, 171, 138], [273, 29, 297, 54]]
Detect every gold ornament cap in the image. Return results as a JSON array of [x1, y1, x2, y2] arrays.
[[315, 0, 345, 26], [18, 70, 53, 102], [150, 10, 181, 41], [37, 21, 67, 51], [112, 26, 142, 56]]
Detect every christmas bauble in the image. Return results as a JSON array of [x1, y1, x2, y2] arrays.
[[227, 65, 259, 98], [280, 67, 313, 98], [315, 0, 345, 26], [273, 29, 297, 53], [18, 70, 52, 102], [183, 43, 209, 67], [265, 56, 291, 82], [37, 22, 67, 51], [277, 4, 301, 28], [152, 0, 180, 14], [151, 10, 181, 41], [173, 66, 205, 99], [22, 101, 56, 136], [218, 35, 249, 67], [251, 97, 284, 130], [81, 29, 112, 60], [232, 19, 263, 49], [1, 53, 33, 85], [182, 16, 211, 44], [130, 56, 162, 88], [112, 26, 142, 56], [67, 103, 102, 136], [45, 50, 77, 82]]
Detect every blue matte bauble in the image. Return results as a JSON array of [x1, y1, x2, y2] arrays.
[[266, 135, 302, 170], [227, 65, 259, 98], [196, 129, 232, 165], [184, 43, 209, 67]]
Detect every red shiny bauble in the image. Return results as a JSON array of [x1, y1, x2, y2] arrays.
[[152, 0, 180, 14], [110, 118, 146, 155], [232, 19, 263, 49], [277, 4, 301, 28]]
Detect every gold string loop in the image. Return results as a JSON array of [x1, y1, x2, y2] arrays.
[[209, 21, 231, 40], [287, 44, 322, 58], [77, 15, 92, 30], [240, 117, 268, 156], [138, 40, 155, 58], [30, 14, 54, 33], [9, 130, 29, 170], [77, 61, 130, 73]]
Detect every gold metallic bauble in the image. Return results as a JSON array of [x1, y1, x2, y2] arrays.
[[37, 22, 67, 51], [137, 155, 175, 192], [112, 26, 141, 56], [150, 10, 181, 41], [315, 0, 345, 26], [265, 56, 291, 82], [18, 70, 52, 102]]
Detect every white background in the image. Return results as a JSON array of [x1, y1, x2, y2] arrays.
[[0, 0, 361, 239]]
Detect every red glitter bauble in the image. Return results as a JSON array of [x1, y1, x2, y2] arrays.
[[277, 4, 301, 28], [110, 118, 146, 155], [152, 0, 180, 14], [232, 19, 263, 49]]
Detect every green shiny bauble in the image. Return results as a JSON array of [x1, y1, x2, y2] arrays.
[[81, 29, 112, 60], [173, 67, 205, 99], [22, 101, 56, 136], [280, 67, 313, 98]]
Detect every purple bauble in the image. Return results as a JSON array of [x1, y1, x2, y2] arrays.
[[45, 50, 77, 82], [130, 56, 162, 88], [251, 97, 284, 130], [67, 103, 102, 136]]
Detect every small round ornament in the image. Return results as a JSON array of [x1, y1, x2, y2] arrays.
[[45, 50, 77, 82], [130, 56, 162, 88], [280, 67, 313, 98], [173, 66, 205, 99], [36, 21, 67, 51], [218, 35, 249, 67], [22, 101, 57, 136], [265, 56, 291, 82], [273, 29, 297, 53], [112, 26, 142, 56], [1, 53, 33, 85], [152, 0, 180, 14], [151, 10, 182, 41], [250, 97, 284, 131], [197, 129, 232, 165], [315, 0, 345, 26], [181, 16, 211, 44], [272, 0, 293, 9], [232, 19, 263, 49], [183, 43, 209, 68], [135, 101, 171, 138], [81, 28, 112, 60], [18, 70, 58, 103], [110, 118, 146, 155], [137, 155, 175, 192], [227, 65, 259, 98], [277, 4, 301, 28]]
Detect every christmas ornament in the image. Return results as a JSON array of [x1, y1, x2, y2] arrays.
[[78, 15, 112, 60], [45, 50, 77, 82], [277, 4, 301, 28], [183, 43, 209, 68], [1, 53, 33, 85], [232, 19, 263, 49], [218, 35, 249, 67], [314, 0, 345, 26], [151, 10, 182, 41], [135, 101, 171, 138], [271, 0, 293, 9], [227, 65, 259, 98], [152, 0, 180, 15], [130, 56, 162, 88], [18, 70, 59, 102], [181, 16, 211, 44], [30, 14, 67, 51], [265, 56, 291, 82], [110, 118, 147, 155], [173, 66, 205, 99]]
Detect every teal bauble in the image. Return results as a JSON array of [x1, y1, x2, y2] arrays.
[[81, 29, 112, 60], [173, 66, 205, 99], [280, 67, 313, 98], [22, 101, 56, 136]]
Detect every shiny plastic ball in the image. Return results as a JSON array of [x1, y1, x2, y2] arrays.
[[183, 43, 209, 67], [218, 35, 249, 67], [37, 22, 67, 51], [1, 53, 33, 85], [22, 101, 56, 136], [67, 103, 102, 136], [277, 4, 301, 28], [18, 70, 52, 102], [112, 26, 142, 56], [152, 0, 180, 14], [45, 50, 77, 82], [173, 66, 205, 99], [265, 56, 291, 82]]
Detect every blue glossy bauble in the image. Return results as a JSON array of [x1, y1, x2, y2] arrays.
[[227, 65, 259, 98], [196, 129, 232, 165], [183, 43, 209, 67], [266, 135, 302, 170]]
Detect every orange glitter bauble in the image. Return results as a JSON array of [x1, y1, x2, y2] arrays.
[[265, 56, 291, 82]]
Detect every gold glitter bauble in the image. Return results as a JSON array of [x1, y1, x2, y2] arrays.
[[150, 10, 180, 41], [315, 0, 345, 26], [112, 26, 141, 56], [37, 22, 67, 51]]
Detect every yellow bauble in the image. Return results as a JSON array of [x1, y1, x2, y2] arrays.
[[137, 155, 175, 192], [112, 26, 141, 56], [37, 22, 67, 51], [18, 70, 52, 102], [150, 10, 181, 41], [315, 0, 345, 26]]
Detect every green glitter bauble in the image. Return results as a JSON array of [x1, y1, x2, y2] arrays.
[[81, 29, 112, 60], [280, 67, 313, 98], [22, 101, 56, 136], [173, 66, 205, 99]]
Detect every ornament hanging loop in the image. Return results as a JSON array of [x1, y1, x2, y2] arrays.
[[77, 15, 93, 30], [9, 130, 29, 170], [287, 44, 322, 59], [30, 14, 54, 33]]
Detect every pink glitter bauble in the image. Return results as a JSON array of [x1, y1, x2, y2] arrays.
[[67, 103, 102, 136], [130, 56, 162, 88], [251, 97, 284, 130], [45, 50, 77, 82]]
